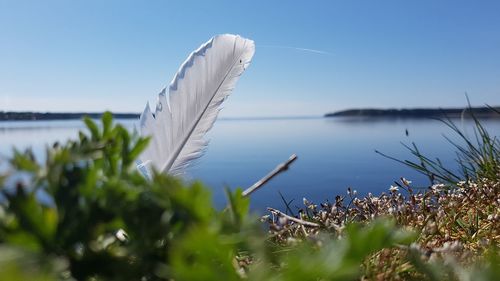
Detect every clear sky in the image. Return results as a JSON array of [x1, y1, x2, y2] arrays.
[[1, 0, 499, 117]]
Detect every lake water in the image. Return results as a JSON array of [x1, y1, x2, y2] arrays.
[[1, 117, 499, 211]]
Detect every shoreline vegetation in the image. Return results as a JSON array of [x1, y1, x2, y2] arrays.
[[325, 106, 500, 118], [2, 106, 500, 122], [0, 111, 139, 121], [0, 111, 498, 280]]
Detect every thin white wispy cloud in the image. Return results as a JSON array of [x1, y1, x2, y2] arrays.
[[260, 44, 333, 55]]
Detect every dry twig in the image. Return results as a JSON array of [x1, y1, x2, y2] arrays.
[[242, 154, 298, 197]]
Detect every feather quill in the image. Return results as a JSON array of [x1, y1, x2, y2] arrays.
[[138, 34, 255, 176]]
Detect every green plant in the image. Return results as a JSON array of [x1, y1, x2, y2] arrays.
[[0, 113, 241, 280], [376, 105, 499, 186]]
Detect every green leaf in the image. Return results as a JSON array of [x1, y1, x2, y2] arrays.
[[101, 111, 113, 138], [0, 246, 63, 281], [128, 137, 150, 163], [11, 149, 39, 172], [169, 225, 241, 281], [225, 188, 250, 226], [7, 192, 58, 245], [83, 117, 100, 141]]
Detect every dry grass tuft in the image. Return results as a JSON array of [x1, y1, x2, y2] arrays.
[[265, 172, 500, 279]]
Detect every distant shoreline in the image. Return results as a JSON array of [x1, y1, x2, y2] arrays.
[[325, 107, 500, 119], [1, 106, 499, 121], [0, 112, 140, 121], [0, 112, 321, 122]]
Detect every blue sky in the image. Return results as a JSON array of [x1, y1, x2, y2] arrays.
[[1, 0, 499, 117]]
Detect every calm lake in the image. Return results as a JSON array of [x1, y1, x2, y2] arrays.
[[1, 117, 499, 211]]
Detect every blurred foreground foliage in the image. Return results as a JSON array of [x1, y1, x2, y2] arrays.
[[0, 112, 498, 280]]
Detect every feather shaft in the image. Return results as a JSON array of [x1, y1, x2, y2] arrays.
[[160, 54, 239, 173], [138, 34, 255, 175]]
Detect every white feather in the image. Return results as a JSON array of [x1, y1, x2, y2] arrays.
[[138, 34, 255, 175]]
